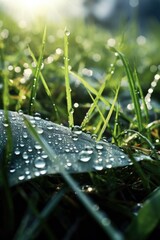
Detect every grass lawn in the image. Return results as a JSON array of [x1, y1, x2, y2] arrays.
[[0, 10, 160, 240]]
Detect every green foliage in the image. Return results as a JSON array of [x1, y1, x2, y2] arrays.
[[0, 11, 160, 240]]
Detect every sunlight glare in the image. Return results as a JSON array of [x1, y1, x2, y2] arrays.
[[0, 0, 83, 23]]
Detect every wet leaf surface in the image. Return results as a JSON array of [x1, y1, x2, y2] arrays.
[[0, 110, 135, 186]]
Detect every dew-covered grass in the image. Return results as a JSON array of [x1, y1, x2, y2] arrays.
[[0, 11, 160, 240]]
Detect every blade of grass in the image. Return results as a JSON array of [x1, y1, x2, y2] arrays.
[[126, 187, 160, 240], [81, 90, 105, 129], [28, 47, 60, 121], [14, 187, 67, 240], [81, 71, 113, 128], [111, 48, 143, 132], [134, 68, 149, 124], [69, 70, 111, 107], [97, 86, 120, 141], [24, 116, 124, 240], [29, 26, 46, 115], [126, 129, 159, 160], [64, 28, 74, 128], [112, 104, 121, 144]]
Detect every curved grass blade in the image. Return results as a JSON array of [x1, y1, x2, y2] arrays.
[[134, 68, 149, 124], [111, 48, 143, 132], [81, 62, 116, 128], [97, 86, 120, 141], [81, 90, 105, 129], [125, 130, 159, 160], [64, 28, 74, 128], [28, 47, 60, 121], [29, 26, 46, 115], [69, 70, 111, 107], [126, 187, 160, 240]]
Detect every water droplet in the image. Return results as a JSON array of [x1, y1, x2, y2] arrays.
[[18, 110, 23, 115], [41, 151, 48, 159], [72, 125, 82, 135], [23, 132, 28, 138], [65, 29, 70, 36], [133, 203, 143, 216], [101, 218, 111, 226], [72, 133, 78, 141], [34, 143, 42, 150], [28, 146, 33, 152], [85, 146, 94, 155], [34, 112, 41, 120], [36, 127, 43, 134], [94, 165, 103, 171], [65, 148, 71, 153], [25, 168, 30, 175], [34, 171, 40, 177], [40, 169, 47, 175], [18, 175, 25, 181], [10, 168, 16, 173], [106, 164, 112, 169], [14, 148, 21, 155], [91, 134, 97, 140], [79, 150, 92, 162], [82, 185, 94, 193], [3, 121, 9, 127], [47, 125, 53, 130], [22, 151, 28, 160], [58, 136, 62, 141], [96, 143, 104, 150], [34, 157, 46, 169]]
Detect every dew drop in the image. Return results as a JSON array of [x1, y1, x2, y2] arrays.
[[41, 152, 48, 159], [34, 157, 46, 169], [22, 151, 28, 160], [106, 164, 112, 169], [96, 143, 104, 150], [79, 150, 92, 162], [23, 132, 28, 138], [14, 148, 21, 155], [28, 146, 33, 152], [3, 121, 9, 127], [133, 203, 143, 216], [18, 175, 25, 181], [10, 168, 16, 173], [36, 127, 43, 134], [24, 168, 30, 175], [18, 110, 23, 115], [65, 30, 70, 36], [72, 125, 82, 135], [101, 217, 111, 226], [34, 143, 42, 150], [72, 133, 79, 141], [34, 112, 41, 120], [47, 125, 53, 130], [94, 165, 103, 171], [85, 146, 94, 155], [40, 169, 47, 175], [91, 134, 97, 140]]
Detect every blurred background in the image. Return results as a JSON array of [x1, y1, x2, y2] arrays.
[[0, 0, 160, 33], [0, 0, 160, 122]]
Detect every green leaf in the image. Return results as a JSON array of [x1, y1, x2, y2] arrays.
[[126, 187, 160, 240], [110, 48, 144, 132], [0, 110, 133, 187]]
